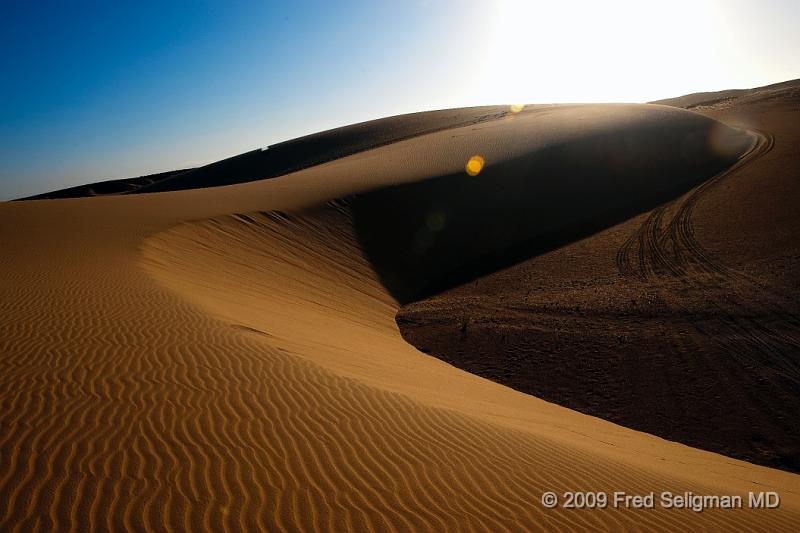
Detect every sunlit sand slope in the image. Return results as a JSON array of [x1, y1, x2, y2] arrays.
[[1, 104, 798, 531]]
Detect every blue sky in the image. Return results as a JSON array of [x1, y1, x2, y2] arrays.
[[1, 0, 798, 199]]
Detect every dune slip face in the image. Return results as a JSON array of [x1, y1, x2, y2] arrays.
[[2, 103, 800, 531], [398, 85, 800, 474]]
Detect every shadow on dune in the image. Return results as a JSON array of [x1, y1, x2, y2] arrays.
[[351, 120, 752, 304]]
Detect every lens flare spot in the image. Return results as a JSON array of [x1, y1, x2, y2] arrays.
[[466, 155, 485, 176], [426, 211, 446, 232], [510, 104, 525, 113]]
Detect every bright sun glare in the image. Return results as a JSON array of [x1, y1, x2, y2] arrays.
[[480, 0, 724, 103]]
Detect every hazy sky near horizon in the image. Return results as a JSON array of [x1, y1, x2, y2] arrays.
[[2, 0, 798, 199]]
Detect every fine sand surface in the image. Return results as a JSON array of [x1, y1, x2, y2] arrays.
[[2, 103, 800, 531], [399, 83, 800, 473]]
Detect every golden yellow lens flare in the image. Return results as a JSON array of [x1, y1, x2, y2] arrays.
[[510, 104, 524, 113], [466, 155, 485, 176]]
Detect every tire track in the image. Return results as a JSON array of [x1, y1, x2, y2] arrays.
[[616, 129, 800, 455]]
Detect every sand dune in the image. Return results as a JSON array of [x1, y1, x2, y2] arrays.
[[651, 78, 799, 109], [399, 86, 800, 473], [2, 103, 799, 530], [18, 168, 191, 200]]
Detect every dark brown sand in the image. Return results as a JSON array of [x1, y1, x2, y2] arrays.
[[397, 81, 800, 472]]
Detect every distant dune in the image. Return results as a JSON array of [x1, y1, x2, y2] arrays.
[[18, 168, 192, 200], [651, 78, 799, 109], [2, 96, 799, 531]]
